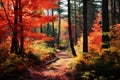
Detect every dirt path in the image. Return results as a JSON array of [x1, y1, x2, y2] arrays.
[[28, 51, 75, 80]]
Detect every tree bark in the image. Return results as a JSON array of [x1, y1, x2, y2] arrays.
[[111, 0, 116, 25], [118, 0, 120, 23], [11, 0, 19, 54], [83, 0, 88, 53], [47, 10, 50, 36], [19, 0, 24, 54], [102, 0, 110, 49], [51, 10, 55, 47], [74, 0, 77, 44], [57, 5, 61, 47], [68, 0, 77, 57], [40, 25, 43, 33]]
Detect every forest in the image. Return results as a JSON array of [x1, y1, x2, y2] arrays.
[[0, 0, 120, 80]]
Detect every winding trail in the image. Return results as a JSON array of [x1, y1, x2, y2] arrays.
[[28, 51, 75, 80]]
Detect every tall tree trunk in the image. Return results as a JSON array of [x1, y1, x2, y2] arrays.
[[57, 7, 61, 47], [118, 0, 120, 23], [19, 0, 24, 54], [74, 0, 77, 44], [109, 0, 112, 26], [47, 10, 50, 36], [114, 0, 117, 24], [11, 0, 19, 54], [68, 0, 77, 57], [116, 0, 120, 23], [78, 0, 82, 36], [51, 10, 55, 47], [83, 0, 88, 53], [111, 0, 116, 25], [102, 0, 110, 49]]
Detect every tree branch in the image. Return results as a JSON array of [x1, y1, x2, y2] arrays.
[[1, 0, 14, 32]]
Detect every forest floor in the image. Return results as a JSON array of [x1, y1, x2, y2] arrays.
[[28, 51, 76, 80]]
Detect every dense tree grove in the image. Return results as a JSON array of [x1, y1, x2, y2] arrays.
[[0, 0, 120, 80]]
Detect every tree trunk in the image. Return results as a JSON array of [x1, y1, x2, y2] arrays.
[[47, 10, 50, 36], [11, 0, 19, 54], [83, 0, 88, 53], [109, 0, 112, 26], [57, 7, 61, 47], [111, 0, 116, 25], [40, 25, 43, 33], [1, 0, 17, 54], [19, 0, 24, 54], [74, 0, 77, 44], [118, 0, 120, 23], [51, 10, 55, 47], [116, 0, 120, 23], [102, 0, 110, 49], [68, 0, 77, 57]]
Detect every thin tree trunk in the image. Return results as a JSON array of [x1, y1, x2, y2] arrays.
[[52, 10, 55, 47], [116, 0, 120, 23], [111, 0, 116, 25], [47, 10, 50, 36], [83, 0, 88, 53], [40, 25, 43, 33], [109, 0, 112, 26], [118, 0, 120, 23], [57, 8, 61, 47], [68, 0, 77, 57]]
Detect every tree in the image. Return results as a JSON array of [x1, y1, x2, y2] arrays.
[[57, 2, 61, 47], [102, 0, 110, 49], [68, 0, 77, 57], [56, 1, 65, 47], [111, 0, 116, 25], [51, 10, 55, 47], [83, 0, 88, 53], [73, 0, 77, 44], [19, 0, 24, 54], [46, 10, 50, 36], [0, 0, 58, 54]]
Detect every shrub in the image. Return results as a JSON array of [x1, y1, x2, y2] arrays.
[[74, 52, 120, 80]]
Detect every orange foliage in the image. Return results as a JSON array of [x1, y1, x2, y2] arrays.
[[88, 11, 102, 54], [110, 24, 120, 41], [110, 24, 120, 52], [0, 0, 58, 43]]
